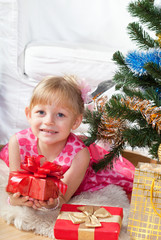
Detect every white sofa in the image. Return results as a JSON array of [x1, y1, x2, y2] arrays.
[[0, 0, 135, 144]]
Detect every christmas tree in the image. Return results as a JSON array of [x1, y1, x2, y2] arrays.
[[84, 0, 161, 172]]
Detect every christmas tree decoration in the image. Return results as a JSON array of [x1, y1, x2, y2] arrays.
[[84, 0, 161, 171], [98, 115, 125, 145], [122, 96, 161, 134], [95, 97, 126, 146], [126, 49, 161, 75]]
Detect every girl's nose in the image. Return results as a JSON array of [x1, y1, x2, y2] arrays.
[[44, 114, 54, 125]]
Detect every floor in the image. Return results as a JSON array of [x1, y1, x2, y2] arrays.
[[0, 218, 52, 240]]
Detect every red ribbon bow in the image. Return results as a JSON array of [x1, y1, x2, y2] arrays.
[[20, 155, 64, 179]]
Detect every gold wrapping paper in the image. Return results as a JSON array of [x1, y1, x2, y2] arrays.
[[158, 144, 161, 162], [127, 162, 161, 240]]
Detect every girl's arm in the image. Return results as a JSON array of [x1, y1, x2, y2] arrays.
[[8, 134, 34, 207], [60, 147, 90, 204], [9, 134, 21, 171]]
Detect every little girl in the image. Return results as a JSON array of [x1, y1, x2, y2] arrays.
[[0, 75, 134, 210]]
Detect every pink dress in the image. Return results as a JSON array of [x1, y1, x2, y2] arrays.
[[0, 128, 134, 195]]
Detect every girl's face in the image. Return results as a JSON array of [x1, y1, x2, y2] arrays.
[[25, 102, 82, 146]]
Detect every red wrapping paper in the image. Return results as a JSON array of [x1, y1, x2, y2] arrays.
[[54, 204, 123, 240], [6, 155, 67, 201]]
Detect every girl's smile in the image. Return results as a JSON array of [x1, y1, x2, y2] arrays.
[[40, 128, 58, 134]]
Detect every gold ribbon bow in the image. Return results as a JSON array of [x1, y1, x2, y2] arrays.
[[69, 206, 112, 228]]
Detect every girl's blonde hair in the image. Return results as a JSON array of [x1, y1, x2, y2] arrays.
[[29, 76, 84, 115]]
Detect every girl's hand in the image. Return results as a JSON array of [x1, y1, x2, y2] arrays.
[[32, 197, 57, 210], [8, 192, 34, 207]]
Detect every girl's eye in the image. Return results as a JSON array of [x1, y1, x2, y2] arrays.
[[57, 112, 65, 118], [38, 110, 45, 115]]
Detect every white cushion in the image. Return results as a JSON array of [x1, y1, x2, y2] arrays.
[[24, 42, 117, 90]]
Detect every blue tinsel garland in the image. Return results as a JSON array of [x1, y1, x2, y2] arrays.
[[126, 48, 161, 75]]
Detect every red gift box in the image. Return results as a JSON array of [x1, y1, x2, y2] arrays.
[[54, 204, 123, 240], [6, 155, 67, 201]]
